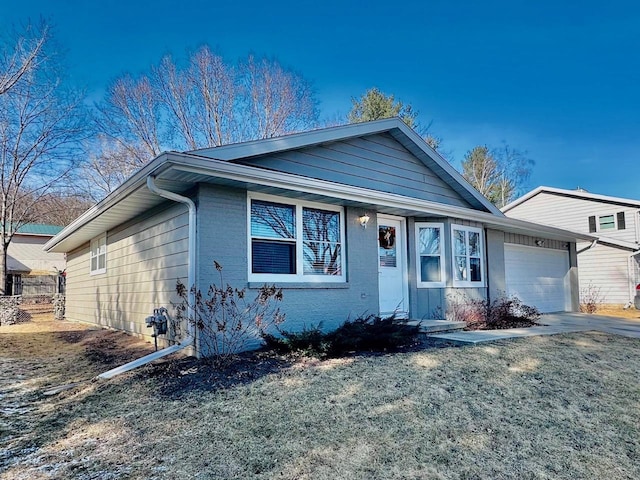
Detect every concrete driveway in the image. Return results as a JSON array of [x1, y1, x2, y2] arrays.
[[543, 312, 640, 339], [429, 312, 640, 344]]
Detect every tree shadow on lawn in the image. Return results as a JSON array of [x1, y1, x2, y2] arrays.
[[142, 334, 463, 400]]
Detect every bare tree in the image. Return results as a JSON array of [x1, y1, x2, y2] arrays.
[[461, 146, 499, 199], [0, 21, 48, 96], [86, 50, 319, 200], [0, 24, 86, 293], [95, 74, 163, 166], [27, 192, 92, 226], [80, 136, 143, 202], [189, 47, 237, 146], [461, 144, 533, 208], [239, 55, 318, 140]]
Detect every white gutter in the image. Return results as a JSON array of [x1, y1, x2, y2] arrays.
[[96, 175, 197, 380], [577, 239, 598, 255]]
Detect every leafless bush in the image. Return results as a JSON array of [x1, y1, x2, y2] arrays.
[[580, 282, 604, 314], [446, 292, 540, 330], [174, 261, 285, 365]]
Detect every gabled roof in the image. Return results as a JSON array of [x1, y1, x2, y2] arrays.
[[190, 118, 503, 216], [45, 120, 595, 254], [503, 186, 640, 212]]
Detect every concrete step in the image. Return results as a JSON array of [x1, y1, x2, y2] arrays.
[[407, 319, 467, 333]]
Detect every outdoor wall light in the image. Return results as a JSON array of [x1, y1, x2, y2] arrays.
[[359, 214, 370, 228], [535, 239, 545, 247]]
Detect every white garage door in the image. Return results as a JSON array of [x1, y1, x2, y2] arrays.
[[504, 244, 570, 313]]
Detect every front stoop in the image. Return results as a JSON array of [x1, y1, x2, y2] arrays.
[[407, 319, 467, 334]]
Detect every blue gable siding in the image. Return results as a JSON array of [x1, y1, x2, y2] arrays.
[[235, 133, 472, 208]]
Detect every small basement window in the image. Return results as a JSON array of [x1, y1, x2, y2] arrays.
[[90, 234, 107, 275]]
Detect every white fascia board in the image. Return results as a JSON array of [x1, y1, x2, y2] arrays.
[[167, 154, 595, 243], [191, 118, 501, 216], [188, 118, 404, 160], [388, 122, 503, 216], [46, 151, 595, 253], [43, 153, 174, 252]]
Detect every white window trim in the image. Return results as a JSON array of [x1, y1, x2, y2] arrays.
[[415, 222, 445, 288], [89, 233, 107, 275], [597, 213, 617, 231], [451, 224, 485, 288], [247, 193, 346, 283]]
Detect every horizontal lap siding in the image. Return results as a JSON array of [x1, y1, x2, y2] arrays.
[[577, 243, 632, 304], [503, 232, 567, 251], [239, 133, 471, 208], [506, 192, 639, 244], [65, 203, 189, 343]]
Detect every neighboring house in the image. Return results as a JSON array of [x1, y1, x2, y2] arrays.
[[44, 119, 593, 351], [503, 186, 640, 306], [6, 224, 66, 297]]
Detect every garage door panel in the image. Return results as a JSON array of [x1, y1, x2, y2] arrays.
[[504, 244, 570, 313]]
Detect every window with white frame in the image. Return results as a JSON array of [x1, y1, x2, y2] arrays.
[[249, 194, 345, 282], [415, 222, 445, 287], [451, 225, 484, 286], [90, 234, 107, 275], [588, 212, 626, 232]]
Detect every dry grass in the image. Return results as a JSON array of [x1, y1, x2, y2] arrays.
[[1, 316, 639, 479], [595, 305, 640, 320]]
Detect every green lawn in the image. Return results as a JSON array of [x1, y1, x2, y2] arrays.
[[1, 316, 639, 479]]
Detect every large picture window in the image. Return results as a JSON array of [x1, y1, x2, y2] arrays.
[[249, 194, 345, 282], [415, 222, 445, 287], [90, 234, 107, 275], [451, 225, 484, 287]]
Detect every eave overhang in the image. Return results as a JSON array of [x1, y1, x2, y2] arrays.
[[45, 151, 594, 253]]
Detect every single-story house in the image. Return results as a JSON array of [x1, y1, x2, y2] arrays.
[[44, 119, 594, 352], [503, 186, 640, 305], [7, 224, 66, 296]]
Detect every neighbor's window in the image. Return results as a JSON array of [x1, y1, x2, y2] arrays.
[[598, 214, 615, 230], [451, 225, 484, 287], [415, 222, 445, 287], [90, 234, 107, 275], [249, 195, 344, 282], [589, 212, 626, 232]]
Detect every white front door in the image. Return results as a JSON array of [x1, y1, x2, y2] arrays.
[[378, 215, 409, 317]]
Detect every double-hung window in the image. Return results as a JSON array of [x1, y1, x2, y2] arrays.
[[90, 234, 107, 275], [249, 194, 345, 282], [589, 212, 626, 232], [451, 225, 484, 287], [415, 222, 445, 287]]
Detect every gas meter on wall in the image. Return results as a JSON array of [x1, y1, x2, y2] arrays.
[[145, 307, 169, 350]]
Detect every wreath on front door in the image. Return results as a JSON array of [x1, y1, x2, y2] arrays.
[[379, 227, 396, 250]]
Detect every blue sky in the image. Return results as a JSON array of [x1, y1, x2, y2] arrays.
[[4, 0, 640, 199]]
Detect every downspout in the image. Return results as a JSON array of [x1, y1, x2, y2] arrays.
[[627, 249, 640, 304], [96, 176, 197, 380], [577, 238, 598, 255]]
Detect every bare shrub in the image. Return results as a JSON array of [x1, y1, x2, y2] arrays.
[[446, 293, 540, 330], [580, 282, 604, 314], [174, 261, 285, 364]]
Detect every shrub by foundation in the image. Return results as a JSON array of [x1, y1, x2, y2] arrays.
[[263, 314, 420, 358], [447, 293, 541, 330]]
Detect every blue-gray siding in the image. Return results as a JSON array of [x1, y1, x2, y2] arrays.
[[196, 184, 379, 347], [236, 133, 472, 208]]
